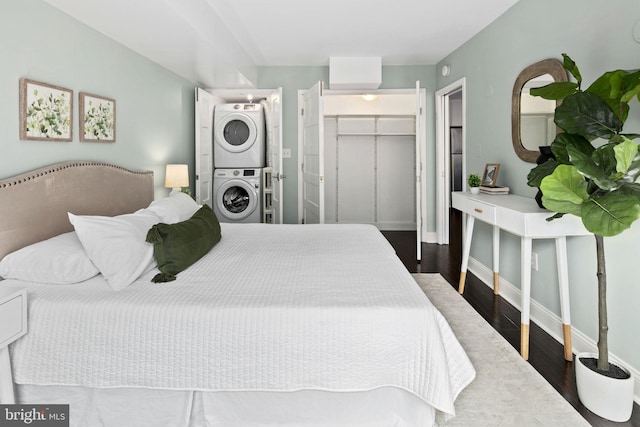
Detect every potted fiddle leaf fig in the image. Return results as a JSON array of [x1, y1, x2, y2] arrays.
[[527, 54, 640, 422]]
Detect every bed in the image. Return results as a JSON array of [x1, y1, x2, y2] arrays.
[[0, 161, 474, 427]]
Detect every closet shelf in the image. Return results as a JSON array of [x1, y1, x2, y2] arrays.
[[336, 132, 416, 137]]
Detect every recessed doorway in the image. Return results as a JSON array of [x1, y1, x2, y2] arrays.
[[435, 78, 466, 245]]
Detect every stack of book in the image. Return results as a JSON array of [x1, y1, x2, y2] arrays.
[[479, 185, 509, 195]]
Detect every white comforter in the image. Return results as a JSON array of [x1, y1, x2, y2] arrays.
[[5, 224, 474, 416]]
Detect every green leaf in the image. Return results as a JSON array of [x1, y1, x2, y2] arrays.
[[562, 53, 582, 86], [621, 83, 640, 103], [567, 142, 617, 190], [551, 133, 593, 164], [527, 158, 559, 187], [614, 137, 638, 175], [616, 69, 640, 98], [582, 192, 640, 236], [530, 82, 579, 100], [546, 212, 566, 221], [587, 70, 630, 124], [539, 164, 588, 215], [555, 92, 619, 139], [618, 182, 640, 199], [620, 133, 640, 140], [616, 138, 640, 184], [591, 143, 619, 180]]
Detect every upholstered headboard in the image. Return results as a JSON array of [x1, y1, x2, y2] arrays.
[[0, 161, 154, 260]]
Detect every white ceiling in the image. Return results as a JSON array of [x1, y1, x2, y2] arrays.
[[208, 0, 520, 66], [43, 0, 520, 87]]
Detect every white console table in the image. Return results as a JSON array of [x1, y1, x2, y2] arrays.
[[452, 191, 590, 361]]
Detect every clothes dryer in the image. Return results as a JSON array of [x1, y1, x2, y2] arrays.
[[213, 168, 262, 223], [214, 103, 265, 168]]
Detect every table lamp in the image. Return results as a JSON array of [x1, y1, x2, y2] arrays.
[[165, 164, 189, 195]]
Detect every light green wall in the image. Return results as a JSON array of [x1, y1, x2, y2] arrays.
[[1, 0, 195, 198], [8, 0, 638, 376], [256, 66, 327, 224], [436, 0, 640, 371], [257, 65, 437, 226]]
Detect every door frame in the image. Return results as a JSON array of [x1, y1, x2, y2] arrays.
[[196, 87, 283, 222], [435, 77, 466, 244], [297, 87, 427, 240]]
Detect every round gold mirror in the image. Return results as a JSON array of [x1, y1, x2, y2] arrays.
[[511, 59, 567, 162]]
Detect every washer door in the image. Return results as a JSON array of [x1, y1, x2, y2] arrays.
[[215, 179, 258, 221], [215, 112, 257, 153]]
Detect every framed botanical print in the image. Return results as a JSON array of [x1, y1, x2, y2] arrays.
[[19, 78, 73, 142], [79, 92, 116, 142]]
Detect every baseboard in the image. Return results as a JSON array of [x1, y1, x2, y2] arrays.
[[423, 231, 437, 244], [468, 257, 640, 404]]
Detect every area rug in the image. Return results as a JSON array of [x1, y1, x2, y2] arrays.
[[413, 273, 590, 426]]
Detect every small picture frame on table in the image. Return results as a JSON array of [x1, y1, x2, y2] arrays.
[[482, 163, 500, 187]]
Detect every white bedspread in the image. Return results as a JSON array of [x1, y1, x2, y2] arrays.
[[5, 224, 474, 416]]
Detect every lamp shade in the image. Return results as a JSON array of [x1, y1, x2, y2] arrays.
[[165, 164, 189, 189]]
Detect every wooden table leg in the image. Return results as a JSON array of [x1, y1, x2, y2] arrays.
[[555, 237, 573, 361], [520, 324, 530, 360], [458, 215, 475, 294]]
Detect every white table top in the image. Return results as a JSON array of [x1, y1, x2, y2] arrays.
[[452, 192, 591, 238]]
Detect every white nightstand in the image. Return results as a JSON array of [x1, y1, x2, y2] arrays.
[[0, 288, 27, 404]]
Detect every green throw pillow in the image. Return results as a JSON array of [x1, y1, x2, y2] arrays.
[[146, 204, 221, 283]]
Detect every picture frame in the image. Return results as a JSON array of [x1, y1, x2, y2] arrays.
[[79, 92, 116, 142], [482, 163, 500, 187], [19, 78, 73, 142]]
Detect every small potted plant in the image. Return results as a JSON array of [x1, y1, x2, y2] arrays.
[[467, 173, 481, 194], [527, 54, 639, 422]]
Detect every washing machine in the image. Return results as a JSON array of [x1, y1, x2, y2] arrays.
[[214, 103, 265, 168], [213, 168, 262, 223]]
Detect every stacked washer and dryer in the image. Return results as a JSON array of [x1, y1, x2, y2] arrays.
[[213, 103, 266, 223]]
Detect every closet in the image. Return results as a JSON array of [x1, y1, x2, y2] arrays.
[[323, 94, 417, 230], [195, 87, 284, 223]]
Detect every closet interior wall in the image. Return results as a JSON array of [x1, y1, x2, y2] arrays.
[[323, 113, 416, 230]]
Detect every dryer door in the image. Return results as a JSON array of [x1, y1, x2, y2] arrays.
[[215, 112, 258, 153], [215, 179, 258, 221]]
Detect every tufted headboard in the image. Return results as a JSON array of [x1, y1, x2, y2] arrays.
[[0, 161, 154, 260]]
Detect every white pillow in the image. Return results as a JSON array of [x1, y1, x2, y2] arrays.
[[147, 192, 200, 224], [68, 209, 160, 291], [0, 232, 99, 284]]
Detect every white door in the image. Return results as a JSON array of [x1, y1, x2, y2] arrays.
[[195, 87, 214, 208], [301, 81, 325, 224], [415, 82, 426, 261], [267, 88, 284, 223]]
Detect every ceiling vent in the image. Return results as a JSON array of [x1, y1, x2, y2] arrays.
[[329, 57, 382, 90]]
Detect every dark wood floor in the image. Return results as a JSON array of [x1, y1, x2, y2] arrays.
[[382, 209, 639, 427]]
